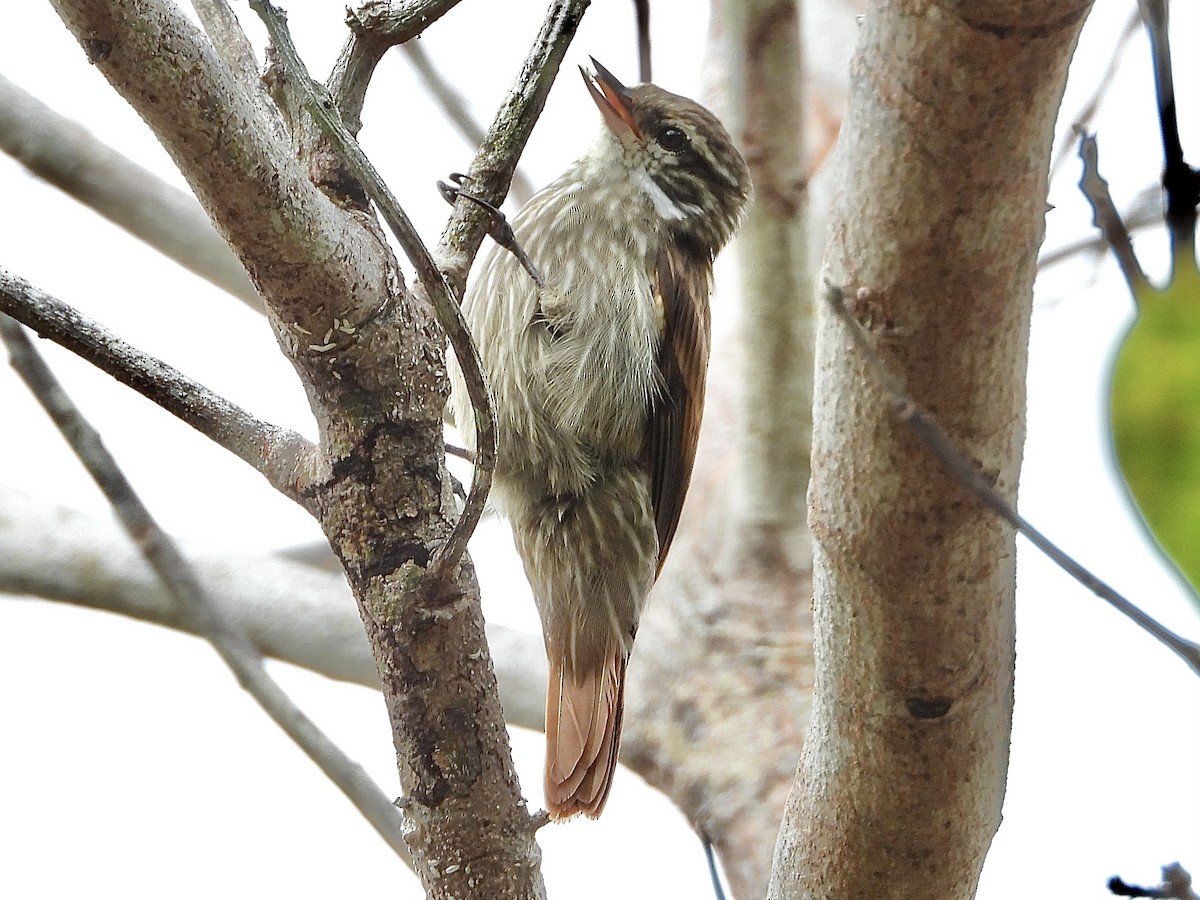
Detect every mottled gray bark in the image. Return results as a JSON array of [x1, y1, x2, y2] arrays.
[[42, 0, 549, 895]]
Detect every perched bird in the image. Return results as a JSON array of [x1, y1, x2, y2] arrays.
[[451, 59, 751, 819]]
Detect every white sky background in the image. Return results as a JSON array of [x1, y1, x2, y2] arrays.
[[0, 1, 1197, 898]]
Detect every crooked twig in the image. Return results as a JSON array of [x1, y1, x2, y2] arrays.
[[1078, 132, 1153, 295], [251, 0, 494, 583], [825, 281, 1200, 678], [0, 314, 414, 869], [0, 268, 314, 501]]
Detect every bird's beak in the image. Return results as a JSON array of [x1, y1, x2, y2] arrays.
[[580, 57, 642, 142]]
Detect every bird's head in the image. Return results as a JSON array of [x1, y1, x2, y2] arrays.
[[580, 58, 752, 256]]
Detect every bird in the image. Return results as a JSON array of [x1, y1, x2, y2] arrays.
[[450, 58, 751, 819]]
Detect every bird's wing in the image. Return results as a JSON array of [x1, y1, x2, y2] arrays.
[[644, 242, 713, 578]]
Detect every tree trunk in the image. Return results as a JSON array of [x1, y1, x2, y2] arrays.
[[769, 1, 1090, 896]]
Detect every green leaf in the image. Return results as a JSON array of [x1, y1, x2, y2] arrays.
[[1110, 262, 1200, 608]]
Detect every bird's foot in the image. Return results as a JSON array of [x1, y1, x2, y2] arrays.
[[438, 173, 545, 290]]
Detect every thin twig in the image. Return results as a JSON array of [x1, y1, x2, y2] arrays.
[[824, 281, 1200, 678], [437, 173, 545, 288], [401, 41, 536, 205], [0, 268, 314, 501], [250, 0, 494, 583], [1077, 132, 1153, 295], [633, 0, 651, 83], [1139, 0, 1200, 262], [0, 314, 414, 870]]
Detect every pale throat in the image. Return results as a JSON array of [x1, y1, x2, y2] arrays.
[[584, 127, 702, 224]]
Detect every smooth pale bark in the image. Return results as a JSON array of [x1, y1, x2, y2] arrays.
[[716, 0, 815, 566], [769, 1, 1091, 897]]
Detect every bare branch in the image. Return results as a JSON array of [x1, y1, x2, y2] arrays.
[[46, 3, 545, 893], [1078, 132, 1153, 295], [192, 0, 264, 97], [772, 2, 1091, 894], [0, 316, 413, 867], [0, 269, 316, 501], [401, 41, 535, 205], [0, 74, 261, 309], [434, 0, 591, 297], [0, 484, 548, 731], [49, 0, 393, 339], [332, 0, 466, 134]]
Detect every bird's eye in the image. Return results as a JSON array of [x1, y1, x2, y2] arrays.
[[658, 126, 689, 153]]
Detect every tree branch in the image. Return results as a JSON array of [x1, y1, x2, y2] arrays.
[[1077, 132, 1153, 297], [0, 269, 315, 501], [0, 484, 548, 731], [0, 315, 413, 867], [192, 0, 264, 97], [45, 2, 547, 894], [433, 0, 591, 298], [250, 0, 494, 583], [332, 0, 466, 135], [48, 0, 393, 339], [400, 41, 535, 206], [0, 74, 261, 308], [824, 281, 1200, 677]]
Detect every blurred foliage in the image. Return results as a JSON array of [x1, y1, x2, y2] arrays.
[[1110, 263, 1200, 608]]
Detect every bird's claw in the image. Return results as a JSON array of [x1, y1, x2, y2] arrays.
[[438, 173, 545, 290]]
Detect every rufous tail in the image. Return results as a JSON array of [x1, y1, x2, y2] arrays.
[[544, 652, 627, 819]]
